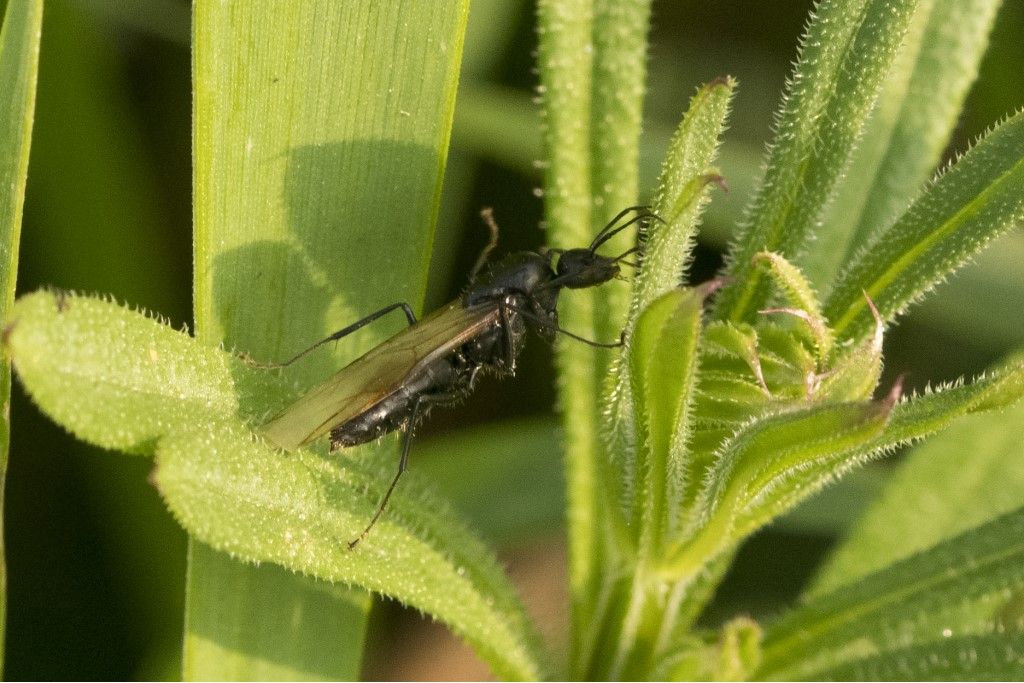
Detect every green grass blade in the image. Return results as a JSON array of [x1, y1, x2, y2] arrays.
[[713, 0, 918, 323], [805, 0, 1003, 288], [826, 111, 1024, 345], [183, 550, 368, 681], [191, 2, 470, 679], [4, 290, 550, 680], [814, 633, 1024, 680], [811, 361, 1024, 596], [759, 508, 1024, 679], [0, 0, 43, 672]]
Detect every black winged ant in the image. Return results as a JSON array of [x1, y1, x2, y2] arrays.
[[261, 206, 656, 547]]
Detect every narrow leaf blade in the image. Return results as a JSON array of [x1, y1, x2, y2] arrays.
[[826, 112, 1024, 344], [191, 1, 471, 679], [812, 358, 1024, 595], [0, 0, 44, 670], [629, 286, 708, 551], [715, 0, 918, 322], [805, 0, 1003, 286], [815, 633, 1024, 681], [760, 508, 1024, 679]]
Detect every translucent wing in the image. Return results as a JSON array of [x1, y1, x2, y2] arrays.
[[261, 301, 500, 450]]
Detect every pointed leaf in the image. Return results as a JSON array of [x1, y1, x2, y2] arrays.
[[807, 0, 1004, 286], [760, 508, 1024, 679], [715, 0, 918, 322], [629, 286, 709, 550], [606, 79, 734, 515], [666, 398, 893, 579], [4, 290, 286, 453], [812, 358, 1024, 595], [155, 421, 550, 681], [826, 111, 1024, 344]]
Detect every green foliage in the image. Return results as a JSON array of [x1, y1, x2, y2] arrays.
[[760, 509, 1024, 679], [0, 0, 43, 672], [6, 0, 1024, 680], [187, 1, 472, 679], [825, 111, 1024, 344], [4, 290, 548, 680], [713, 0, 920, 322]]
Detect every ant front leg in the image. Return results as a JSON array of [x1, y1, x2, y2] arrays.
[[498, 301, 518, 374], [511, 305, 625, 349]]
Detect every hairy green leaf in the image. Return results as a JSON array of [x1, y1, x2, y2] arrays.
[[715, 0, 918, 322], [606, 78, 734, 525], [667, 398, 893, 579], [753, 251, 833, 361], [807, 0, 1004, 287], [746, 360, 1024, 550], [815, 633, 1024, 680], [156, 421, 550, 681], [760, 508, 1024, 679], [0, 0, 44, 669], [634, 79, 734, 310], [629, 286, 710, 552], [4, 290, 285, 452], [812, 361, 1024, 595], [591, 0, 653, 332], [5, 290, 551, 680], [826, 111, 1024, 344], [535, 5, 603, 671], [536, 1, 659, 676]]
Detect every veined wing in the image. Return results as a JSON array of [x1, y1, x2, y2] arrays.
[[261, 301, 500, 451]]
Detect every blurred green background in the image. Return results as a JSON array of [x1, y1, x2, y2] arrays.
[[3, 0, 1022, 679]]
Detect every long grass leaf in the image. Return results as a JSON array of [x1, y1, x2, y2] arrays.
[[191, 2, 471, 678], [0, 0, 43, 671]]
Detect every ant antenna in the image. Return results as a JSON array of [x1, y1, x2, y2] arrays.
[[589, 209, 665, 252], [588, 205, 649, 249]]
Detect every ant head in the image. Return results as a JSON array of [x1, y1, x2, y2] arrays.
[[554, 248, 621, 289], [542, 207, 657, 291]]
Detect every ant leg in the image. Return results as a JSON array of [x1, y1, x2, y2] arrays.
[[348, 396, 423, 549], [512, 306, 624, 348], [256, 302, 417, 368], [348, 388, 462, 549], [470, 208, 502, 282], [499, 301, 517, 372]]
